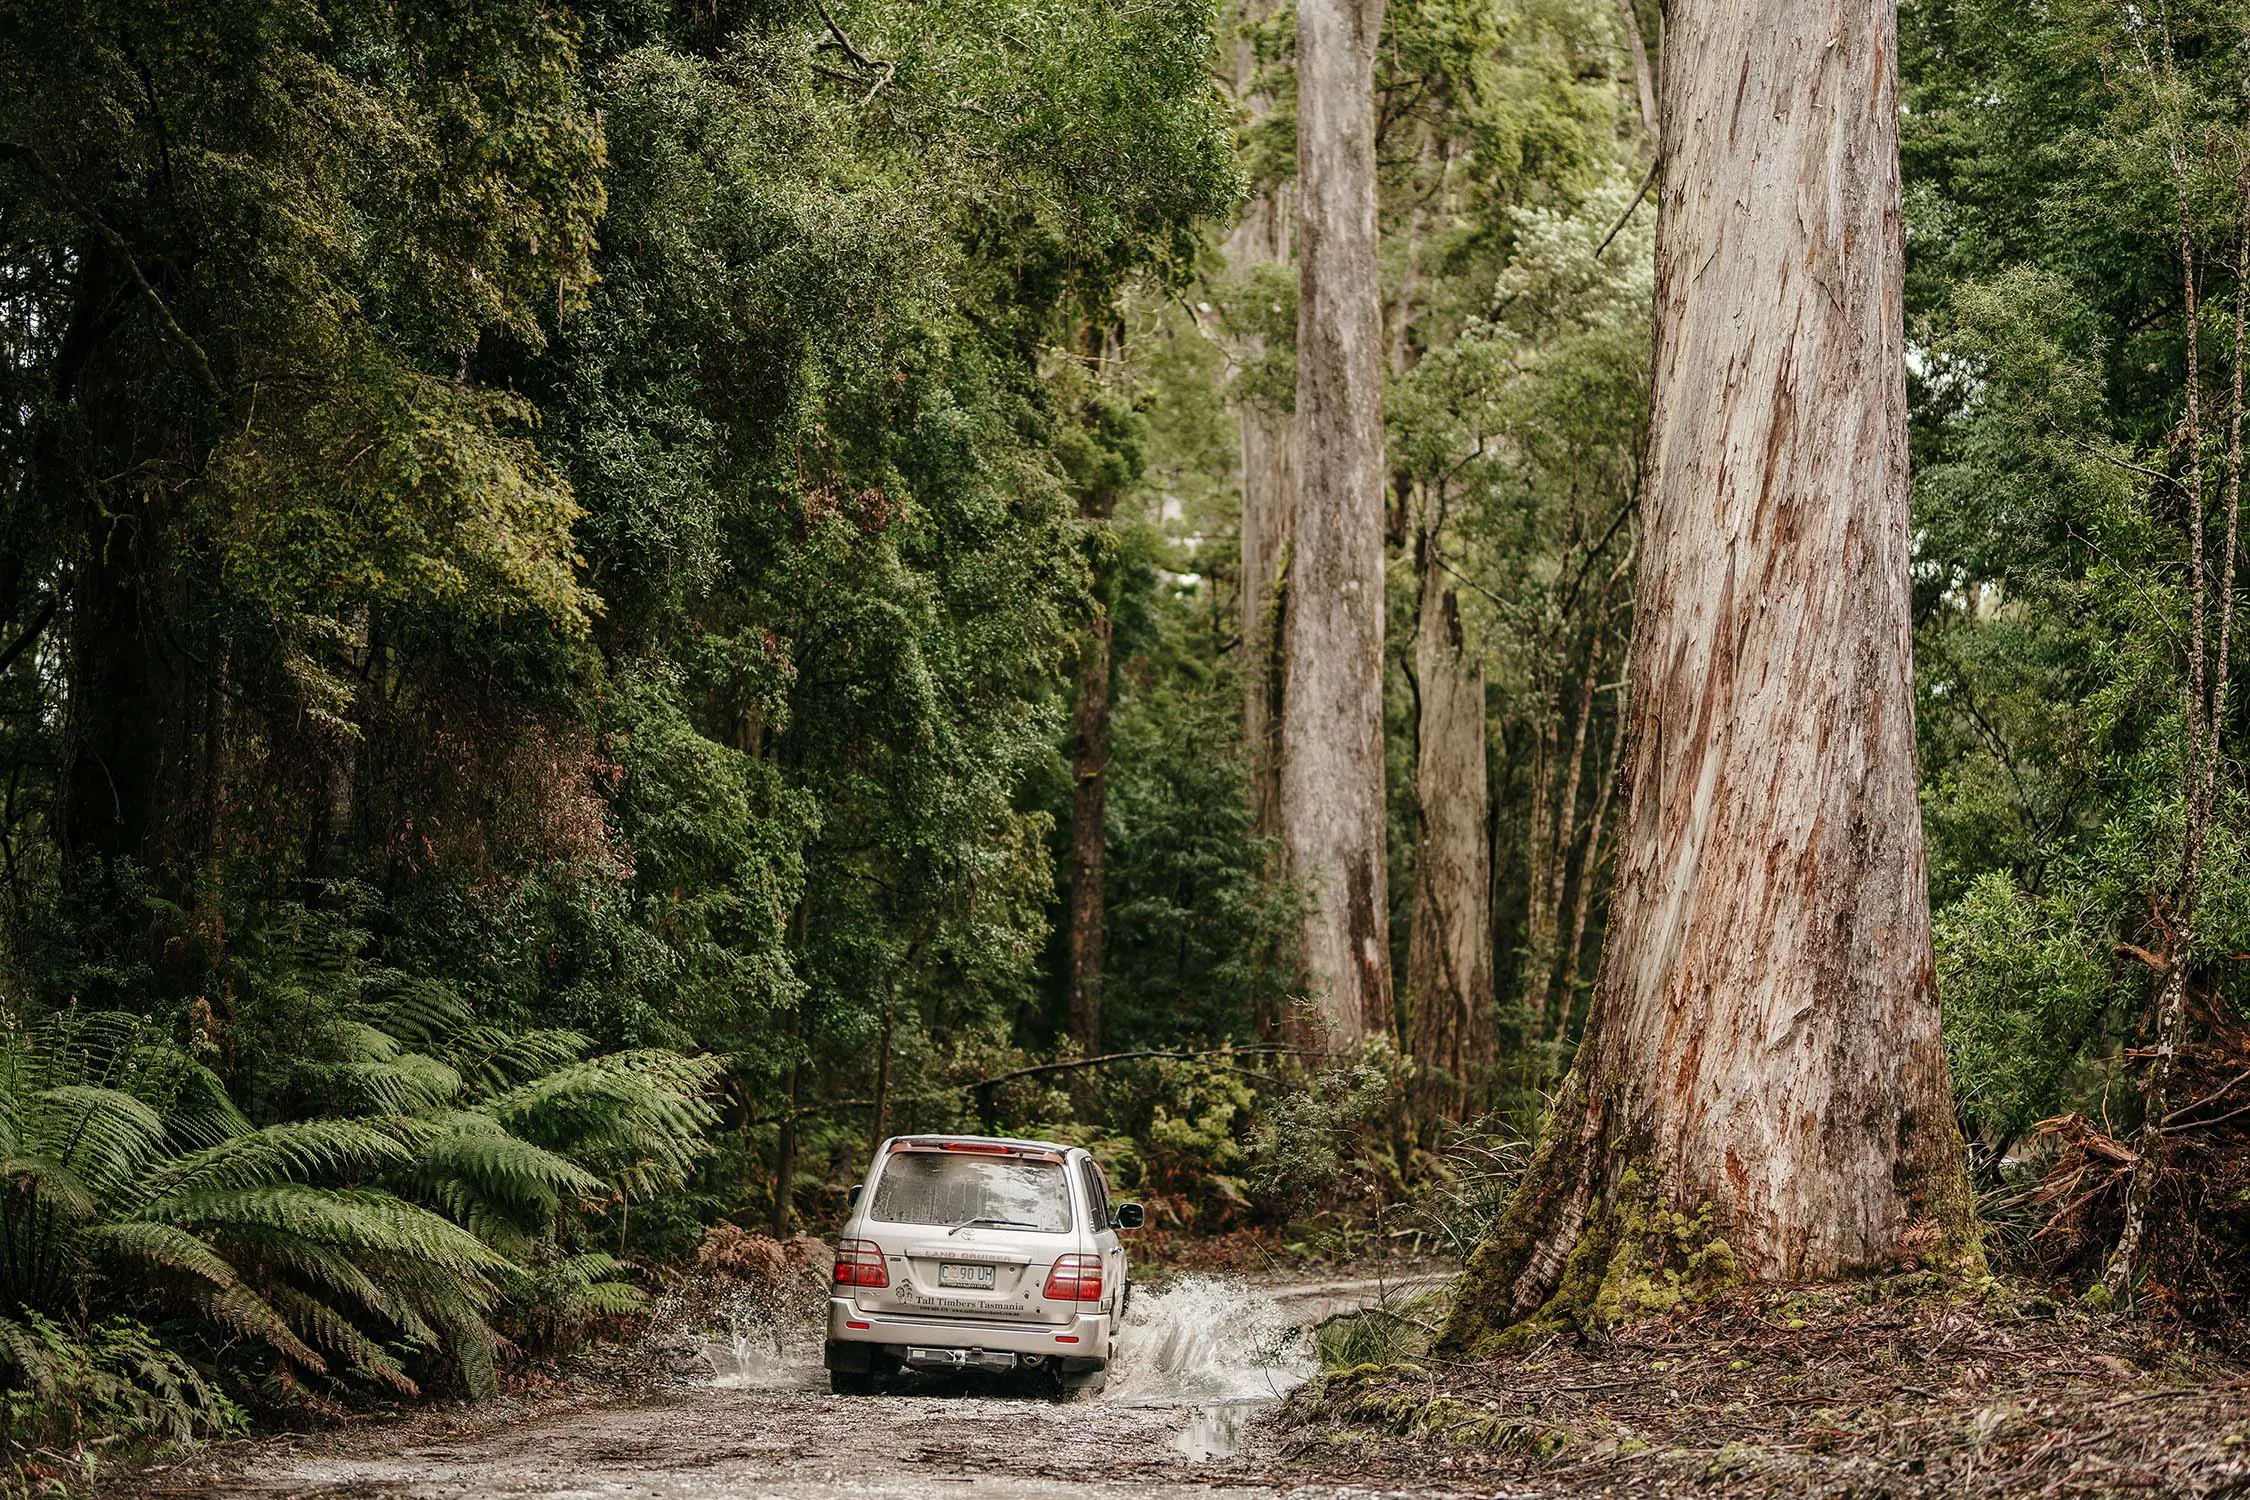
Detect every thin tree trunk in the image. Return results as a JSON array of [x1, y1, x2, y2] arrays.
[[1444, 0, 1976, 1339], [2107, 76, 2246, 1296], [1518, 690, 1560, 1050], [1406, 544, 1494, 1122], [1068, 605, 1112, 1054], [1241, 396, 1293, 847], [870, 976, 895, 1153], [1551, 671, 1628, 1060], [1531, 607, 1609, 1041], [772, 1059, 800, 1238], [1613, 0, 1659, 146], [1069, 322, 1122, 1056], [1283, 0, 1391, 1046]]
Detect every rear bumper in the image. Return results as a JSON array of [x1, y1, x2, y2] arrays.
[[825, 1297, 1112, 1365]]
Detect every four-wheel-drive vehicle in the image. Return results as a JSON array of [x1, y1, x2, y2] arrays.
[[824, 1134, 1143, 1396]]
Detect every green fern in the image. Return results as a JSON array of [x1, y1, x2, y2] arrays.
[[0, 953, 725, 1473]]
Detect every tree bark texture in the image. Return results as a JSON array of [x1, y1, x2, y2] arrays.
[[1225, 4, 1294, 848], [1446, 0, 1974, 1337], [1406, 566, 1494, 1121], [1282, 0, 1391, 1046], [1239, 327, 1294, 846]]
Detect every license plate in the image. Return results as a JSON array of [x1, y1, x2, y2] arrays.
[[938, 1262, 996, 1289]]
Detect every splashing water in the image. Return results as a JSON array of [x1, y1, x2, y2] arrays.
[[652, 1286, 824, 1390], [666, 1271, 1325, 1404], [1103, 1276, 1316, 1406]]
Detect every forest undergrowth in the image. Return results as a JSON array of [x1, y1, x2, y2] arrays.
[[1289, 1273, 2250, 1498]]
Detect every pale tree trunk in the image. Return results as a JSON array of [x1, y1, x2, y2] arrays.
[[1240, 373, 1293, 846], [1396, 154, 1489, 1120], [1282, 0, 1391, 1046], [1444, 0, 1976, 1339], [1613, 0, 1658, 145], [1226, 1, 1295, 847], [1406, 534, 1494, 1123]]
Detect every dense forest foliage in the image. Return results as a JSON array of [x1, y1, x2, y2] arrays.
[[3, 0, 2248, 1473]]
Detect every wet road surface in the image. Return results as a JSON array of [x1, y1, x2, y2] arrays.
[[146, 1275, 1450, 1500]]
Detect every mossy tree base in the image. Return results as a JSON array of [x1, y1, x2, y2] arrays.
[[1440, 1066, 1986, 1355]]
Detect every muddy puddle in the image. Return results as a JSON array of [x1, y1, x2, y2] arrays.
[[151, 1270, 1446, 1499]]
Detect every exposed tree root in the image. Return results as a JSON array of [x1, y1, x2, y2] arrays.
[[2024, 988, 2250, 1339]]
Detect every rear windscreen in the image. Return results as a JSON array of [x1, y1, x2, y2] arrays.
[[868, 1152, 1072, 1233]]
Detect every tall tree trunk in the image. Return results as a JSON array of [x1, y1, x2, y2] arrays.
[[1240, 365, 1293, 848], [1227, 0, 1295, 849], [1406, 538, 1494, 1123], [1281, 0, 1390, 1047], [1444, 0, 1976, 1340]]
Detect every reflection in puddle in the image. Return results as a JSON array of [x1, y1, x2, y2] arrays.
[[1171, 1400, 1264, 1461]]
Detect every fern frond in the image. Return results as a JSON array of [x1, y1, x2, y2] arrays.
[[319, 1054, 464, 1114], [0, 1312, 61, 1399], [82, 1221, 239, 1289], [221, 1231, 437, 1344], [449, 1027, 591, 1095], [359, 974, 474, 1047], [134, 1119, 412, 1207], [0, 1152, 98, 1219], [419, 1295, 500, 1401], [152, 1186, 514, 1287], [413, 1121, 601, 1215], [202, 1281, 328, 1373], [259, 1282, 419, 1395], [329, 1020, 404, 1063], [163, 1060, 255, 1151], [484, 1051, 723, 1199], [30, 1085, 167, 1197]]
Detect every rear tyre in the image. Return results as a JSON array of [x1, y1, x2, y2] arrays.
[[1060, 1365, 1108, 1397], [830, 1368, 877, 1396]]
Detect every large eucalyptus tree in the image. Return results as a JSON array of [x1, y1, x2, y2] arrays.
[[1446, 0, 1978, 1336]]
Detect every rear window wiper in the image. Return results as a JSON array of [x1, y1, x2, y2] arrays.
[[946, 1216, 1039, 1235]]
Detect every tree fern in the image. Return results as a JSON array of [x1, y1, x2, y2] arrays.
[[0, 992, 723, 1447]]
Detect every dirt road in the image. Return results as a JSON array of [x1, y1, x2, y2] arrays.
[[140, 1275, 1448, 1500]]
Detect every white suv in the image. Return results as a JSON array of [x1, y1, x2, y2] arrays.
[[823, 1134, 1142, 1395]]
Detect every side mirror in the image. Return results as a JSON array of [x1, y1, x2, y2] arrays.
[[1113, 1201, 1144, 1230], [847, 1183, 864, 1209]]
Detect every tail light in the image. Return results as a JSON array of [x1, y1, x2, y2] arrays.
[[1043, 1254, 1103, 1302], [833, 1238, 889, 1288]]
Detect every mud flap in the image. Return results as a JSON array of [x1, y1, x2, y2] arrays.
[[824, 1338, 875, 1373]]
